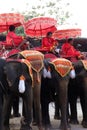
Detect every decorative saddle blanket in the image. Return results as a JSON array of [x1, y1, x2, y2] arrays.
[[50, 58, 73, 77], [19, 50, 44, 72]]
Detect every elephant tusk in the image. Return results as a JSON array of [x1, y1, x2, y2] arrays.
[[18, 75, 26, 93], [43, 68, 52, 78], [69, 69, 76, 79]]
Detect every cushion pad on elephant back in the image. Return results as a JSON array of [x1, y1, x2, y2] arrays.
[[19, 50, 44, 72]]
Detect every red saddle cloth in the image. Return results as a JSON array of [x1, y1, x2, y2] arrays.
[[0, 41, 14, 49], [50, 58, 73, 77], [6, 49, 20, 58], [33, 46, 49, 53], [60, 55, 78, 62], [44, 53, 57, 59]]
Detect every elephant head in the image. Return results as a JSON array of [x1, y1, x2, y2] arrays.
[[4, 58, 33, 93], [43, 57, 76, 79]]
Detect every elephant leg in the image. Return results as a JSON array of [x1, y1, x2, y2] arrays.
[[81, 77, 87, 128], [69, 96, 79, 124], [68, 78, 79, 124], [33, 85, 43, 130], [54, 94, 61, 120], [41, 99, 51, 128], [3, 94, 12, 130], [12, 95, 21, 117], [32, 102, 37, 125], [40, 78, 52, 129], [58, 78, 70, 130], [20, 87, 32, 130], [0, 90, 3, 130]]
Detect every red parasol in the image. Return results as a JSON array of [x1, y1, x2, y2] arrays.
[[24, 17, 57, 38], [0, 13, 24, 33], [52, 28, 81, 39]]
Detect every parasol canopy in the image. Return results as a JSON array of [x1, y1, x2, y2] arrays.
[[0, 13, 24, 33], [52, 28, 81, 39], [24, 16, 57, 38]]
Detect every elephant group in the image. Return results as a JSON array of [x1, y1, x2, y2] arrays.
[[0, 50, 87, 130]]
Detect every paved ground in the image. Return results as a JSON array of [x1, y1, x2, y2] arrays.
[[10, 99, 87, 130]]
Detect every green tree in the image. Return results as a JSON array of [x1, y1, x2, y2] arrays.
[[23, 0, 71, 25], [11, 0, 72, 35], [15, 26, 25, 36]]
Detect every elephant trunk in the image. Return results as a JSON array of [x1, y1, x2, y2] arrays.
[[58, 78, 70, 130]]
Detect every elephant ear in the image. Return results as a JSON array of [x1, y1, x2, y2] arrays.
[[80, 60, 87, 70], [4, 61, 22, 87]]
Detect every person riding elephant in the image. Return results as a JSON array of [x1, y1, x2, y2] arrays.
[[41, 31, 59, 54], [40, 53, 76, 130], [61, 38, 84, 62], [6, 25, 30, 50]]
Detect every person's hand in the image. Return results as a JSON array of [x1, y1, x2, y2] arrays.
[[22, 35, 28, 39], [78, 54, 85, 60]]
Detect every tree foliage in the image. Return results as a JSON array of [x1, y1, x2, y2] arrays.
[[23, 0, 71, 25], [12, 0, 71, 35]]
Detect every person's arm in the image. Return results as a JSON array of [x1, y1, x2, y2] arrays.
[[12, 33, 23, 41]]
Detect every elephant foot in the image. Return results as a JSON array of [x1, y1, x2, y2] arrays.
[[3, 126, 10, 130], [44, 126, 52, 130], [20, 124, 32, 130], [59, 123, 71, 130], [38, 125, 44, 130], [38, 126, 43, 130], [44, 127, 50, 130], [10, 113, 21, 118], [32, 121, 37, 126], [54, 115, 61, 120], [69, 119, 79, 124], [81, 120, 87, 128], [42, 124, 52, 130]]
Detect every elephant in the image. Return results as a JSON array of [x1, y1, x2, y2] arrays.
[[2, 58, 33, 130], [40, 53, 76, 130], [68, 60, 87, 128], [0, 58, 9, 130], [3, 50, 44, 130]]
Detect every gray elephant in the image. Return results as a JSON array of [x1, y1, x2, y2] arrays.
[[41, 53, 75, 130], [0, 58, 9, 130], [3, 58, 33, 130], [68, 60, 87, 128], [2, 50, 44, 130]]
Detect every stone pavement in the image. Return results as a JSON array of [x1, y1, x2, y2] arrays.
[[10, 100, 87, 130]]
